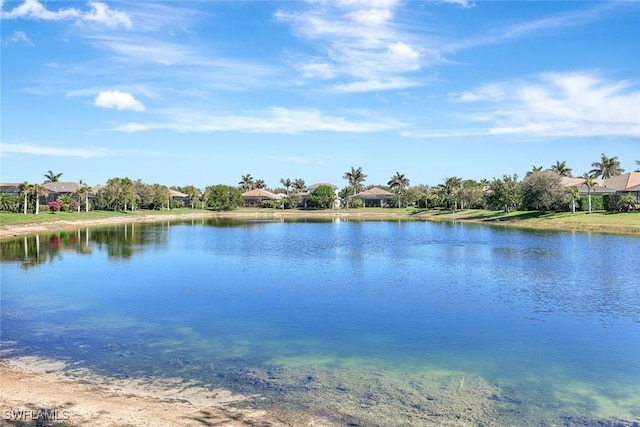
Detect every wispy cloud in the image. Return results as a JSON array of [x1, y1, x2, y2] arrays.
[[405, 71, 640, 139], [94, 90, 146, 111], [441, 0, 474, 9], [275, 0, 432, 92], [1, 143, 108, 158], [445, 2, 626, 52], [1, 0, 132, 28], [2, 30, 33, 46], [113, 107, 404, 134]]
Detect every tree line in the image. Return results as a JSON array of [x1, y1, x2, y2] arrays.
[[1, 154, 638, 214]]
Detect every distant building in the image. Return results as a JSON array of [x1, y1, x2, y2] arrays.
[[353, 187, 395, 207], [242, 188, 280, 207]]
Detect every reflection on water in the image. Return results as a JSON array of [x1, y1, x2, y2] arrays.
[[1, 219, 639, 424]]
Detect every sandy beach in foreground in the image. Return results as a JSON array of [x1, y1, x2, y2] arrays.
[[0, 356, 330, 427]]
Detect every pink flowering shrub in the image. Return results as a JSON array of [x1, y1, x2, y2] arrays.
[[48, 201, 61, 213]]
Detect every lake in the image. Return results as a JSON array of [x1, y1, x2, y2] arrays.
[[1, 218, 639, 425]]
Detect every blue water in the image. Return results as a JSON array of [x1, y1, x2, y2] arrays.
[[1, 219, 639, 421]]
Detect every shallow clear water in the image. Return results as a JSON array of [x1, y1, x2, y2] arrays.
[[2, 218, 639, 422]]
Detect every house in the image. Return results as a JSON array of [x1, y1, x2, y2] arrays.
[[0, 183, 21, 195], [559, 177, 613, 196], [242, 188, 280, 207], [561, 172, 640, 200], [42, 182, 86, 203], [353, 187, 395, 207], [169, 189, 190, 205]]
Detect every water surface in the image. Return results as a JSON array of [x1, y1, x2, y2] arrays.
[[2, 219, 639, 424]]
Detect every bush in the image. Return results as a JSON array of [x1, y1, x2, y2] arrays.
[[580, 195, 603, 211], [48, 201, 61, 213]]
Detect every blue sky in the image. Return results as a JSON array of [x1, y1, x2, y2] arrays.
[[1, 0, 639, 189]]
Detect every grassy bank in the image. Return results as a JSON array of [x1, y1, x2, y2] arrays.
[[1, 208, 639, 236], [411, 209, 640, 235]]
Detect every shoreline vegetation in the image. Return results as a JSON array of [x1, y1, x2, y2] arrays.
[[1, 207, 639, 240]]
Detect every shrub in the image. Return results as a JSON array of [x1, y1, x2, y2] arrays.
[[48, 201, 61, 213], [580, 195, 603, 211]]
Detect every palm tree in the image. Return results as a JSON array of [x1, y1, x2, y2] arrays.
[[582, 173, 597, 214], [550, 160, 572, 177], [32, 184, 48, 215], [566, 185, 580, 214], [343, 166, 367, 196], [75, 185, 90, 212], [44, 170, 63, 183], [254, 179, 266, 189], [590, 153, 624, 179], [238, 174, 255, 191], [280, 178, 292, 196], [293, 179, 306, 192], [443, 176, 463, 210], [635, 160, 640, 172], [19, 182, 32, 214], [388, 172, 410, 208], [526, 165, 543, 177]]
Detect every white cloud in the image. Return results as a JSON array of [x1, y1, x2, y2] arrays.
[[1, 143, 107, 158], [441, 0, 474, 8], [1, 0, 131, 28], [408, 72, 640, 139], [333, 77, 422, 93], [113, 107, 404, 134], [94, 90, 146, 112], [82, 1, 132, 29], [3, 30, 33, 46], [276, 1, 428, 91]]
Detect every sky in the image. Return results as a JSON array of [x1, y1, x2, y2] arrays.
[[1, 0, 639, 189]]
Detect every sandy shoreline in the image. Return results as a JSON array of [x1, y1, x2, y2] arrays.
[[0, 356, 331, 427], [0, 210, 420, 241], [2, 209, 638, 241]]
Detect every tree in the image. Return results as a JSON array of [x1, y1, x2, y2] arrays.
[[32, 184, 48, 215], [75, 185, 90, 212], [44, 170, 63, 183], [121, 178, 136, 211], [460, 180, 485, 209], [307, 185, 335, 209], [388, 172, 410, 208], [487, 174, 521, 212], [408, 184, 430, 209], [566, 185, 580, 214], [279, 178, 292, 197], [205, 185, 243, 211], [19, 182, 32, 214], [238, 174, 255, 191], [635, 160, 640, 172], [254, 179, 266, 189], [0, 193, 19, 212], [151, 184, 171, 210], [179, 185, 202, 209], [550, 160, 572, 177], [590, 153, 624, 179], [293, 178, 306, 193], [442, 176, 463, 210], [526, 166, 543, 177], [343, 167, 367, 197], [522, 171, 566, 212], [582, 173, 597, 214]]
